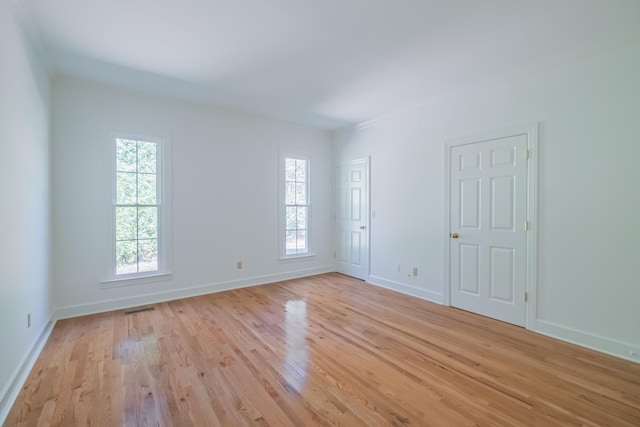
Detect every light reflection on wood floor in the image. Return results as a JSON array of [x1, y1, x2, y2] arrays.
[[5, 273, 640, 426]]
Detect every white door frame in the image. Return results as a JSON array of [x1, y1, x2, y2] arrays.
[[335, 157, 371, 280], [444, 123, 538, 329]]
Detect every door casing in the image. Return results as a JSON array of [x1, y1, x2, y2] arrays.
[[444, 124, 538, 329], [335, 157, 371, 280]]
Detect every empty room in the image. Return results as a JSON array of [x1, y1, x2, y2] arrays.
[[2, 0, 640, 425]]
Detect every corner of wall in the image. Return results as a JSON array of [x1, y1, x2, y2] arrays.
[[54, 265, 334, 320], [534, 319, 640, 364], [0, 317, 56, 425], [368, 275, 444, 305]]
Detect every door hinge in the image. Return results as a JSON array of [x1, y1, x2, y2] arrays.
[[524, 221, 529, 231], [525, 292, 529, 302], [525, 149, 530, 160]]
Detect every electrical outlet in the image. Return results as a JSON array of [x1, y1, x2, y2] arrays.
[[412, 267, 418, 277], [395, 263, 400, 272], [237, 261, 243, 269], [27, 313, 31, 328]]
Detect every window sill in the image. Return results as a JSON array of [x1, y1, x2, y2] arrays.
[[100, 272, 173, 288], [279, 253, 316, 262]]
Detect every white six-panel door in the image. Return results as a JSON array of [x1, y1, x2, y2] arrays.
[[336, 159, 369, 280], [449, 134, 529, 326]]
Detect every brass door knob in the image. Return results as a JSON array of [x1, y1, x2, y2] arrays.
[[360, 226, 366, 230], [450, 233, 459, 239]]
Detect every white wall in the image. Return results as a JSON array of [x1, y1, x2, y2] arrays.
[[0, 0, 52, 420], [335, 42, 640, 361], [52, 78, 334, 317]]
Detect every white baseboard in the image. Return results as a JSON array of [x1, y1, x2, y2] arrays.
[[367, 275, 444, 305], [367, 277, 640, 364], [55, 266, 334, 320], [535, 319, 640, 364], [0, 316, 56, 426]]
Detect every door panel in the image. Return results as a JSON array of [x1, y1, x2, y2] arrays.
[[461, 179, 480, 229], [336, 159, 369, 280], [450, 135, 528, 326], [351, 232, 361, 265], [490, 176, 515, 230], [351, 188, 361, 221], [491, 146, 516, 167], [460, 244, 480, 295], [489, 247, 515, 302], [338, 231, 348, 263]]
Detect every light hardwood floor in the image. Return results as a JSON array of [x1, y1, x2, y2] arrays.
[[5, 273, 640, 426]]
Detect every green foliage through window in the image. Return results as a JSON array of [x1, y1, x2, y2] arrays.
[[284, 157, 308, 255], [115, 138, 159, 275]]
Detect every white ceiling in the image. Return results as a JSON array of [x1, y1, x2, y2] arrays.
[[22, 0, 640, 129]]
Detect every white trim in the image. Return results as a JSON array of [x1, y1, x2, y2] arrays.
[[443, 123, 539, 330], [0, 316, 56, 426], [279, 150, 312, 259], [353, 116, 388, 131], [525, 124, 539, 329], [443, 143, 452, 306], [535, 319, 640, 364], [368, 276, 444, 305], [278, 253, 317, 262], [335, 157, 371, 281], [100, 272, 173, 287], [55, 266, 334, 320], [106, 131, 173, 283]]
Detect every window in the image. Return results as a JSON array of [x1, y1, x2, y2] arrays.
[[111, 134, 169, 279], [281, 154, 311, 258]]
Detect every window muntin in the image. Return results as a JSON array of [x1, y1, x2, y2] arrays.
[[283, 156, 309, 256], [114, 137, 160, 275]]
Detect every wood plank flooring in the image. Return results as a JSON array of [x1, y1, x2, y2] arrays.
[[5, 273, 640, 426]]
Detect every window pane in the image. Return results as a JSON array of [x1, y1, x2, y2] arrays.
[[285, 182, 296, 205], [138, 239, 158, 272], [285, 231, 296, 254], [295, 183, 306, 205], [282, 156, 309, 257], [115, 207, 137, 240], [297, 206, 307, 229], [295, 159, 306, 182], [116, 139, 137, 172], [117, 172, 136, 204], [138, 173, 156, 204], [285, 206, 297, 230], [116, 240, 137, 274], [114, 136, 164, 276], [138, 207, 158, 239], [285, 158, 296, 181], [296, 230, 307, 252], [137, 141, 157, 173]]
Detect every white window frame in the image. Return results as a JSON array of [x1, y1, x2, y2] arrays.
[[103, 131, 172, 285], [279, 152, 314, 260]]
